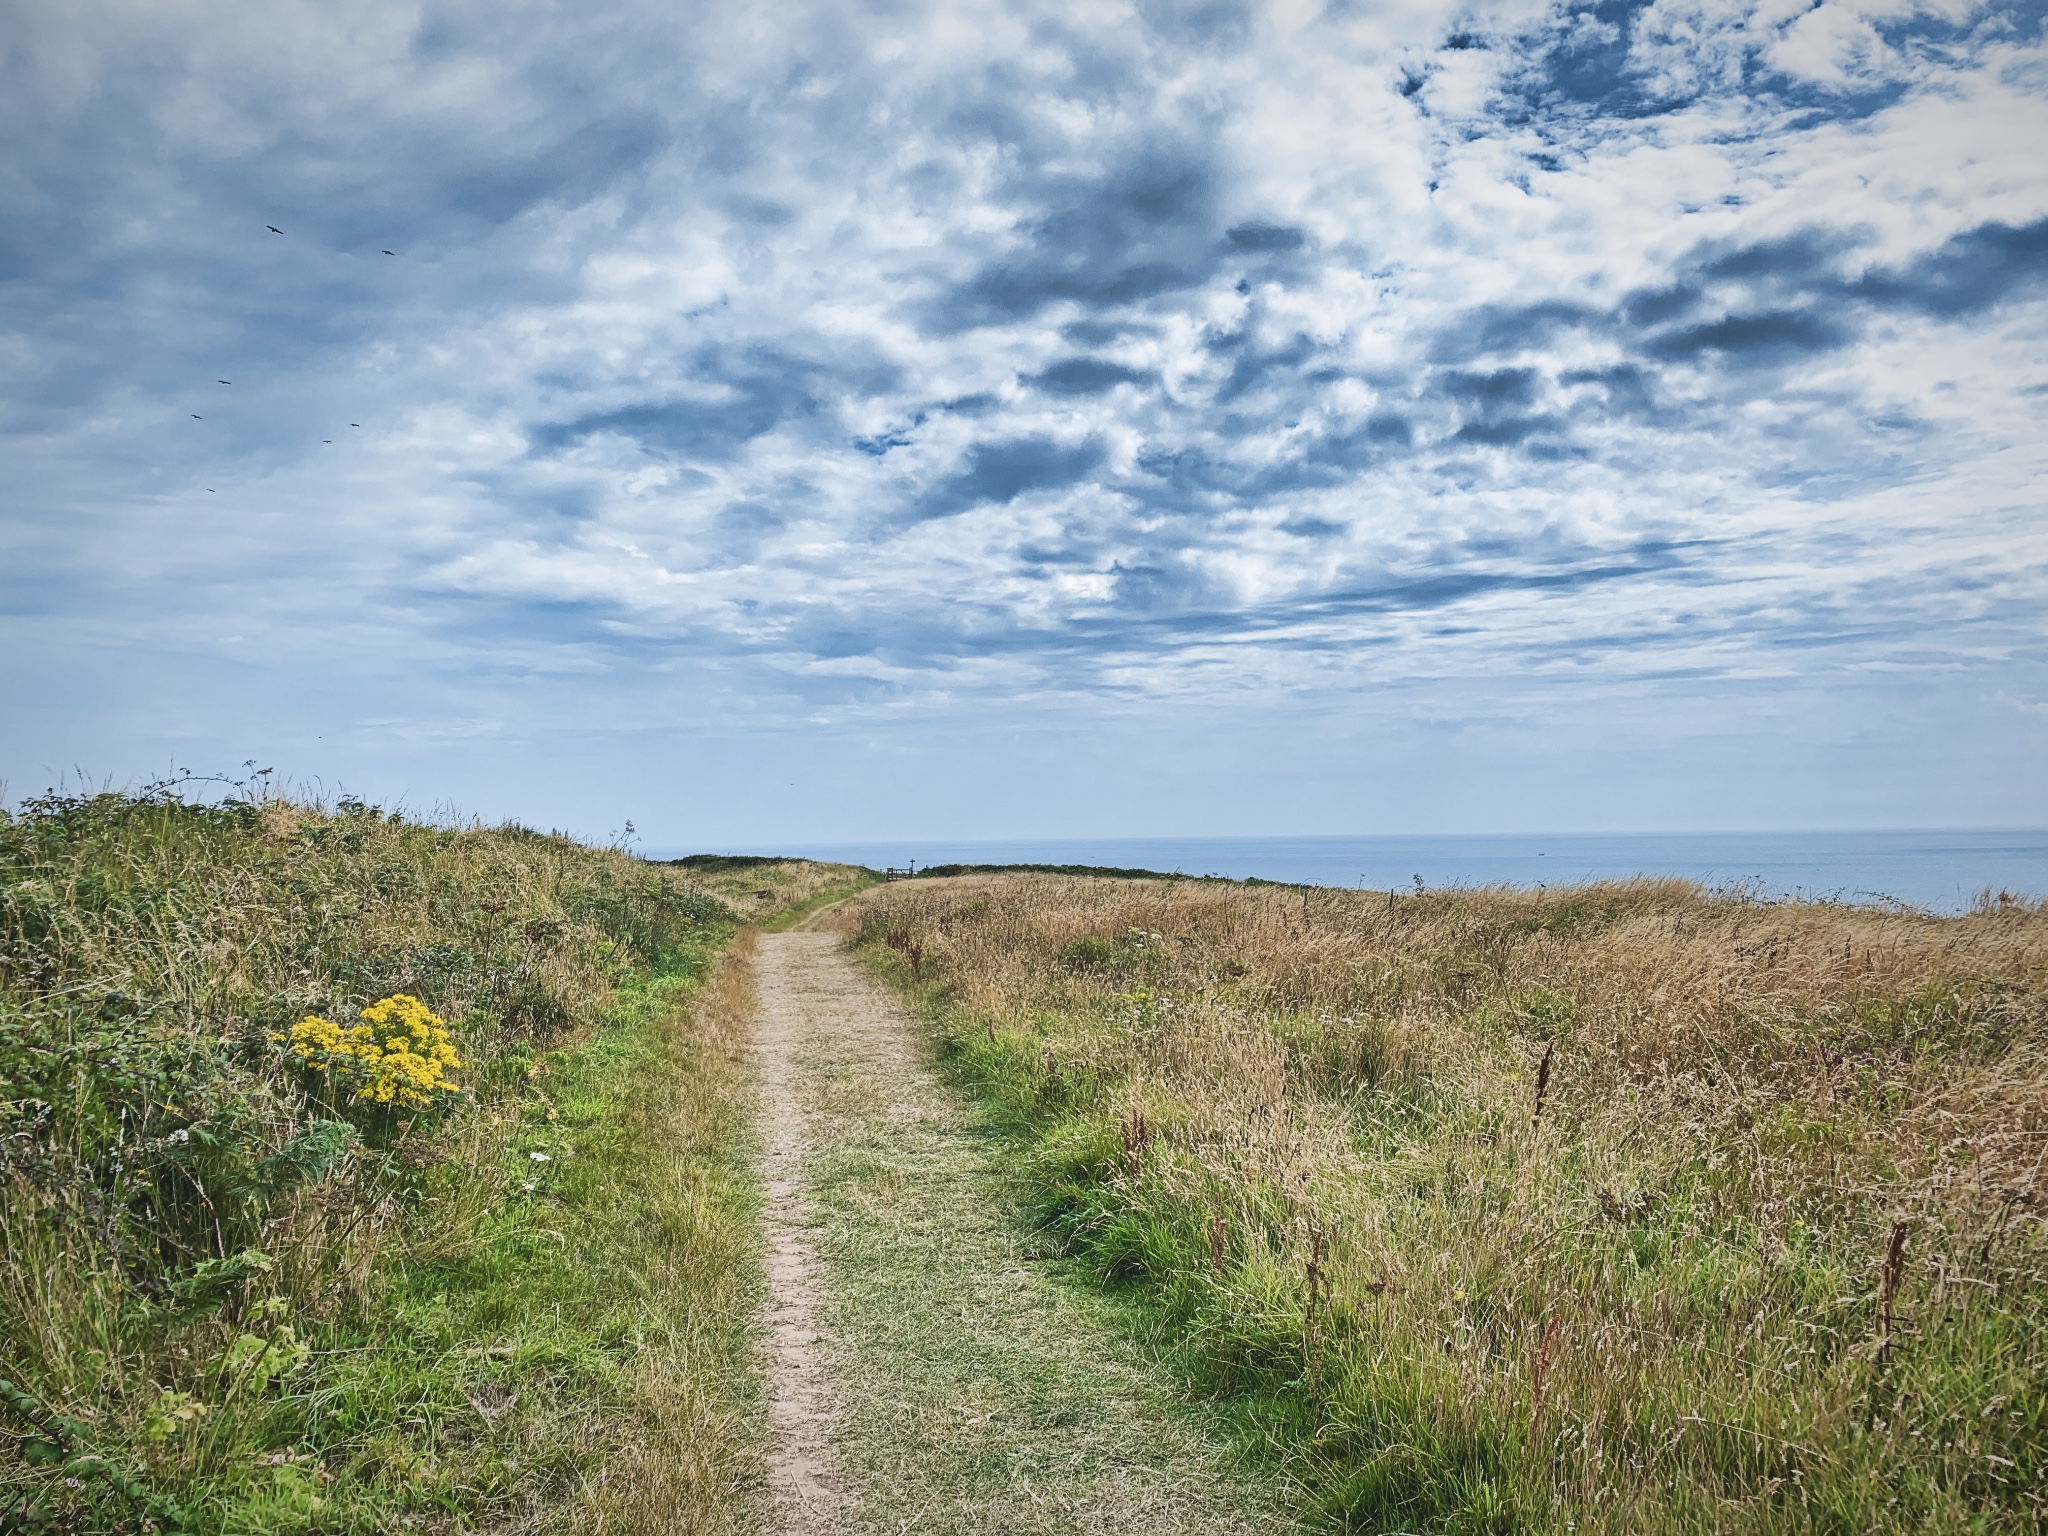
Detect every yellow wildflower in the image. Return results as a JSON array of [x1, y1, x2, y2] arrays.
[[279, 994, 461, 1110]]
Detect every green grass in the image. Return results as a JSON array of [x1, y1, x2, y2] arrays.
[[233, 953, 766, 1535], [0, 787, 857, 1534]]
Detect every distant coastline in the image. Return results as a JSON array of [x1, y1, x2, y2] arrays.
[[653, 829, 2048, 913]]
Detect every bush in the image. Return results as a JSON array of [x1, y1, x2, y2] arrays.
[[277, 994, 462, 1113]]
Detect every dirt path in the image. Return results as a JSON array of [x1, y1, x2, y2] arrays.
[[752, 930, 1295, 1536], [756, 933, 857, 1534]]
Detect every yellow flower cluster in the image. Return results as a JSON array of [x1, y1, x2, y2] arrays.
[[278, 994, 461, 1110]]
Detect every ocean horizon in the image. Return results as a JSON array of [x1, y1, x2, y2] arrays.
[[653, 829, 2048, 914]]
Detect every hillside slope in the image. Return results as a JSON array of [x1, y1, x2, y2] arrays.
[[0, 786, 863, 1534]]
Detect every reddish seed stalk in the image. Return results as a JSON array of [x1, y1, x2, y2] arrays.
[[1532, 1315, 1560, 1438], [1880, 1220, 1909, 1354], [1120, 1107, 1150, 1174], [1304, 1227, 1329, 1383]]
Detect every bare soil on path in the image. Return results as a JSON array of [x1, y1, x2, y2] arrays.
[[751, 928, 1296, 1536], [756, 932, 858, 1535]]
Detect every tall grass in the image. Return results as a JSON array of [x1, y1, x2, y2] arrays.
[[0, 786, 839, 1533], [844, 876, 2048, 1533]]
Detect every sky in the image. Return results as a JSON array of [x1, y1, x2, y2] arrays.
[[2, 0, 2045, 850]]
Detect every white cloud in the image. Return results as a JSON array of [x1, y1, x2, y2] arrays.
[[1, 0, 2044, 834]]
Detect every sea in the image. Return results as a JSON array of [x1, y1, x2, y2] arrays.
[[725, 829, 2048, 913]]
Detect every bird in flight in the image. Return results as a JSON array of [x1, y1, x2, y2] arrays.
[[350, 423, 360, 427], [191, 413, 202, 419], [382, 249, 395, 256], [267, 225, 283, 234], [218, 379, 231, 385], [323, 439, 331, 443]]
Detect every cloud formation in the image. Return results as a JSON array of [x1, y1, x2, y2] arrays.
[[1, 0, 2044, 837]]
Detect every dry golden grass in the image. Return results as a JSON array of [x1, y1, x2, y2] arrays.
[[842, 875, 2047, 1533]]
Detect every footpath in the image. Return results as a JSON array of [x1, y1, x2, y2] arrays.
[[750, 928, 1295, 1536]]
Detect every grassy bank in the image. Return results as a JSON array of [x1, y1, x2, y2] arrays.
[[0, 785, 855, 1534], [843, 876, 2048, 1533]]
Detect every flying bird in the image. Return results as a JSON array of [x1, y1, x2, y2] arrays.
[[382, 249, 395, 256], [266, 225, 283, 234], [191, 413, 202, 419], [323, 439, 331, 443], [350, 423, 360, 427], [218, 379, 231, 385]]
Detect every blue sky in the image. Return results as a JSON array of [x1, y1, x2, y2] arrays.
[[2, 0, 2045, 848]]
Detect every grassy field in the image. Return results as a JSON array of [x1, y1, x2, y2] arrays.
[[0, 784, 866, 1534], [12, 788, 2040, 1534], [843, 875, 2048, 1534]]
